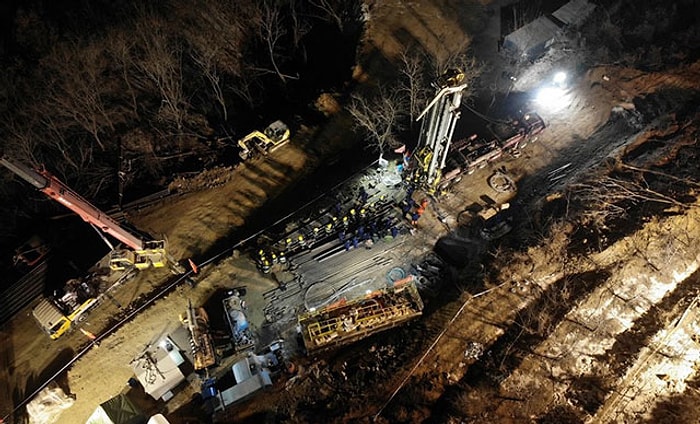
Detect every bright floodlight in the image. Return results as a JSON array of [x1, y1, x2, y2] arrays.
[[535, 86, 570, 112], [553, 71, 567, 85]]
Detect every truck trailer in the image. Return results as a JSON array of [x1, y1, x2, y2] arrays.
[[298, 278, 424, 354], [32, 296, 97, 340]]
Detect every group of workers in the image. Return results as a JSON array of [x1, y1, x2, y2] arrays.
[[338, 214, 400, 251], [254, 183, 411, 273], [255, 248, 287, 274], [253, 177, 436, 275], [401, 184, 429, 226], [333, 185, 402, 251]]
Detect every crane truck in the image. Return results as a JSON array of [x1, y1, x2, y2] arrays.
[[0, 157, 170, 271], [1, 156, 181, 338]]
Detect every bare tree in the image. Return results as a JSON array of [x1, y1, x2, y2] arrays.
[[38, 114, 80, 171], [346, 85, 407, 161], [289, 0, 313, 49], [398, 48, 432, 125], [310, 0, 346, 32], [173, 0, 246, 77], [135, 19, 188, 132], [42, 42, 120, 151], [192, 51, 228, 121], [256, 1, 289, 83], [2, 118, 41, 168], [107, 31, 140, 118], [571, 174, 692, 231], [230, 65, 268, 110], [396, 46, 482, 132]]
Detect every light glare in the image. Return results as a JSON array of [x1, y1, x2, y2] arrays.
[[535, 86, 570, 112], [553, 71, 567, 85]]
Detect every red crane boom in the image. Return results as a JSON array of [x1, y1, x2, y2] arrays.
[[1, 157, 144, 250]]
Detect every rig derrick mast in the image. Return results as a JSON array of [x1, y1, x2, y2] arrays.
[[411, 70, 468, 193]]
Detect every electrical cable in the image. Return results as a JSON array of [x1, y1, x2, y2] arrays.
[[462, 102, 512, 125]]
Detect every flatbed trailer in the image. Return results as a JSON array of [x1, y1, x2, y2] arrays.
[[298, 278, 424, 354], [439, 112, 545, 189]]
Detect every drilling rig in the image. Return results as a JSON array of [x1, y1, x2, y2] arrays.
[[410, 69, 469, 193]]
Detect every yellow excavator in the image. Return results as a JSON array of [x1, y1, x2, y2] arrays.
[[237, 120, 290, 160]]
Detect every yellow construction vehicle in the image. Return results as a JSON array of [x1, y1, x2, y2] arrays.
[[109, 240, 168, 271], [237, 120, 290, 160], [0, 157, 174, 274], [33, 297, 98, 339], [33, 289, 98, 340]]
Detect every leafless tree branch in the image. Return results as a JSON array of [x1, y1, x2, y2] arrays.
[[310, 0, 345, 32], [571, 174, 695, 230], [398, 48, 432, 124], [192, 51, 228, 121], [347, 86, 407, 159], [257, 1, 288, 84]]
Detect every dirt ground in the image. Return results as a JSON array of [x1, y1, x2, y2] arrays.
[[3, 1, 700, 423]]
